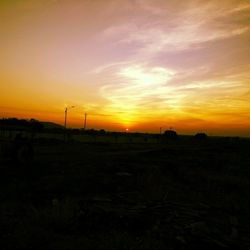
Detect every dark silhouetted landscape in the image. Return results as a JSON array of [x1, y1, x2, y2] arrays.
[[1, 118, 250, 249]]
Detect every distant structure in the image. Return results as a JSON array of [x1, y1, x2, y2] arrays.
[[64, 106, 75, 129], [83, 113, 87, 130]]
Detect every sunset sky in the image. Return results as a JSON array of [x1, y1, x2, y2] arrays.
[[1, 0, 250, 135]]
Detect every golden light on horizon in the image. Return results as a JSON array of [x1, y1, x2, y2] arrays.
[[0, 0, 250, 136]]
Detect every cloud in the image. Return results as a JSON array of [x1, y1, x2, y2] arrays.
[[94, 0, 250, 127], [95, 0, 250, 75], [1, 0, 250, 132], [101, 0, 250, 56]]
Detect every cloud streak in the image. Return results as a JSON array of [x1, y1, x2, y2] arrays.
[[93, 0, 250, 131]]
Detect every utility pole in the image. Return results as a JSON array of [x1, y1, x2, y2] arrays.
[[84, 113, 87, 130], [64, 106, 75, 142], [64, 107, 68, 129], [64, 106, 75, 129]]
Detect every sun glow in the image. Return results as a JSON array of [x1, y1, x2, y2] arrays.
[[118, 65, 174, 85], [100, 65, 177, 127]]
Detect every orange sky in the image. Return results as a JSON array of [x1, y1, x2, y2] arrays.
[[0, 0, 250, 135]]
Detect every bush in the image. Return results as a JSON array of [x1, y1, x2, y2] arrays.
[[163, 130, 178, 139], [194, 133, 208, 140]]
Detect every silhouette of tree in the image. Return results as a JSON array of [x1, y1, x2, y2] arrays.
[[194, 133, 208, 140], [30, 119, 44, 132], [99, 129, 106, 135], [163, 130, 178, 139]]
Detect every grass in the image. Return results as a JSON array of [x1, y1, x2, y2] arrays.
[[0, 137, 250, 249]]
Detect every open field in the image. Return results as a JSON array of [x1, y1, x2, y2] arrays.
[[1, 137, 250, 249]]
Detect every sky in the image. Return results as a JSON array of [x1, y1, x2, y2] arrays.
[[0, 0, 250, 135]]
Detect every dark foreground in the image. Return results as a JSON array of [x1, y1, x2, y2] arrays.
[[1, 137, 250, 249]]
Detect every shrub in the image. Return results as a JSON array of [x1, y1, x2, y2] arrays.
[[194, 133, 208, 140], [163, 130, 178, 139]]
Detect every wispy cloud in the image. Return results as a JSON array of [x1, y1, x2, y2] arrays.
[[102, 0, 250, 55], [1, 0, 250, 133], [92, 0, 250, 130]]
